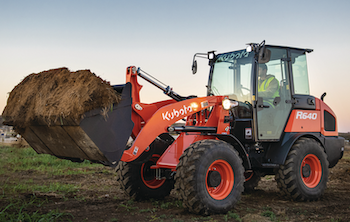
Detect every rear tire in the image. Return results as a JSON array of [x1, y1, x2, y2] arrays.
[[275, 137, 329, 201], [175, 140, 244, 215], [115, 154, 174, 200]]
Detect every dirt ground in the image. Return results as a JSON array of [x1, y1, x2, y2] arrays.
[[1, 145, 350, 222]]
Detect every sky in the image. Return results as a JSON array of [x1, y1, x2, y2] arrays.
[[1, 0, 350, 132]]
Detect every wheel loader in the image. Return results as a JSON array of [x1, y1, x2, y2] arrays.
[[3, 41, 344, 215]]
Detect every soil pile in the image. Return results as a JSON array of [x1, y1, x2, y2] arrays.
[[2, 67, 121, 129]]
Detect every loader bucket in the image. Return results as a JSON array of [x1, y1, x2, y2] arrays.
[[20, 82, 134, 166]]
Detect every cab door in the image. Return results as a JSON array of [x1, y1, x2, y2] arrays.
[[255, 47, 292, 140]]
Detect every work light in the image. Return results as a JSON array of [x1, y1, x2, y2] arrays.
[[222, 99, 238, 110]]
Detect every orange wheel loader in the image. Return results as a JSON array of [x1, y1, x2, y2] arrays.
[[4, 41, 345, 215]]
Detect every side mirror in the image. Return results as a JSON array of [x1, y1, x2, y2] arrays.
[[192, 60, 197, 74], [248, 40, 271, 64], [258, 48, 271, 64], [191, 51, 215, 75]]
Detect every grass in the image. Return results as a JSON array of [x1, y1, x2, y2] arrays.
[[342, 155, 350, 160], [0, 146, 94, 197], [151, 199, 183, 209], [0, 146, 101, 176], [223, 210, 241, 222], [1, 178, 80, 196], [139, 208, 156, 213], [0, 145, 104, 221], [0, 197, 73, 221], [33, 182, 79, 194], [118, 199, 139, 212], [261, 209, 276, 221]]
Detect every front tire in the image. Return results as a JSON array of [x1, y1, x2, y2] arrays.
[[275, 137, 329, 201], [115, 154, 174, 200], [175, 140, 244, 215]]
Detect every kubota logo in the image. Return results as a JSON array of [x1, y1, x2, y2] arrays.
[[296, 111, 317, 120], [162, 105, 193, 121], [216, 50, 250, 62]]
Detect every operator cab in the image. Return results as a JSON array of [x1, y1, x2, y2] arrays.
[[207, 43, 313, 142]]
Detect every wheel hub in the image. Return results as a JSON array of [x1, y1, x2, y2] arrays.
[[207, 170, 222, 187], [302, 164, 311, 178], [141, 155, 166, 189], [143, 161, 155, 180]]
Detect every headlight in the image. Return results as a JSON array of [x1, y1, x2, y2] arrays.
[[222, 99, 238, 110]]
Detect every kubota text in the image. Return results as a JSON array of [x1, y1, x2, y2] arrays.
[[162, 105, 193, 121]]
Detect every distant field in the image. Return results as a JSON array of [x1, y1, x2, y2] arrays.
[[339, 132, 350, 140]]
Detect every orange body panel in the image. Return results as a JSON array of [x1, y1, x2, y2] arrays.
[[120, 95, 228, 162], [284, 110, 321, 133], [131, 100, 176, 137], [154, 133, 215, 170], [284, 98, 338, 136]]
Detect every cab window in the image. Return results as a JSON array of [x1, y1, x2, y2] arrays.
[[291, 50, 310, 95]]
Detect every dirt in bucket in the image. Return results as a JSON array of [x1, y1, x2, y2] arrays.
[[2, 68, 121, 130]]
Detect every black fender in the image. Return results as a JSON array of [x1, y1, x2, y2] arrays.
[[265, 132, 344, 168], [129, 133, 175, 164], [264, 132, 309, 166], [213, 134, 251, 170], [323, 136, 344, 167]]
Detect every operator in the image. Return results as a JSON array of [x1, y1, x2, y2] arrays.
[[258, 63, 279, 106]]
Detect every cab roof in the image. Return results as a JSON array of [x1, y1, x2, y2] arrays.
[[264, 44, 313, 53]]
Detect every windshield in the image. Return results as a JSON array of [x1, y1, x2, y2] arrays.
[[209, 50, 254, 103]]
